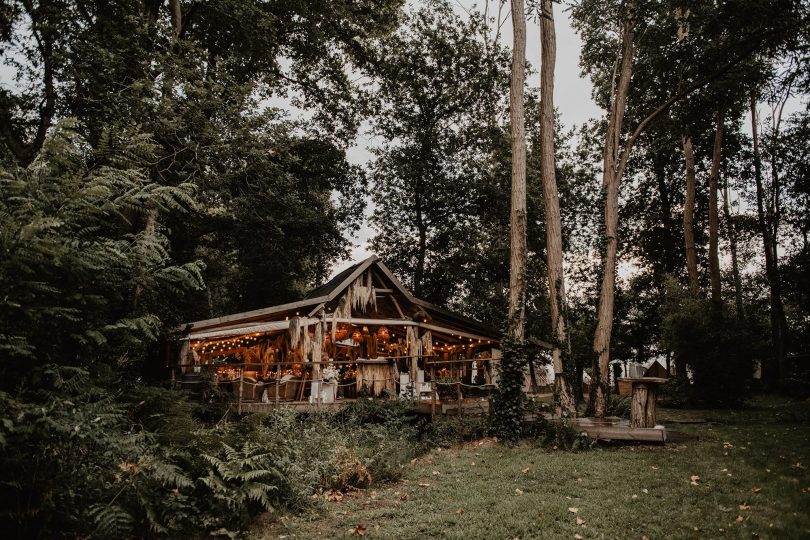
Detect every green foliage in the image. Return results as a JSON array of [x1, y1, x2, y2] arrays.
[[0, 122, 204, 375], [491, 338, 528, 441], [524, 417, 595, 451], [606, 394, 632, 419], [662, 279, 754, 406]]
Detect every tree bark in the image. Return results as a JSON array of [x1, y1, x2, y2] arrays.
[[750, 95, 789, 388], [682, 135, 699, 293], [708, 108, 725, 313], [539, 0, 576, 416], [592, 6, 636, 418], [722, 176, 744, 319], [507, 0, 527, 341]]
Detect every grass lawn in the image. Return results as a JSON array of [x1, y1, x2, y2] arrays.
[[251, 395, 810, 539]]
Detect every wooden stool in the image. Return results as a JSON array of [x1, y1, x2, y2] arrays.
[[628, 377, 667, 428]]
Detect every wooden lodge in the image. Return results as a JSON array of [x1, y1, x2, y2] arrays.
[[176, 255, 502, 415]]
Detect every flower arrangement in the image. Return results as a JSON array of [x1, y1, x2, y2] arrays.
[[322, 365, 339, 382]]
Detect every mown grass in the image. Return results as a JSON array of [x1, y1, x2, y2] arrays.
[[251, 395, 810, 539]]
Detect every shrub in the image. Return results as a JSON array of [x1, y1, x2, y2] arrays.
[[661, 279, 754, 406]]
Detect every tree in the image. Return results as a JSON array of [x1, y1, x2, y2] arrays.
[[0, 121, 203, 379], [572, 0, 802, 415], [367, 1, 509, 303], [538, 0, 576, 415], [507, 0, 528, 341]]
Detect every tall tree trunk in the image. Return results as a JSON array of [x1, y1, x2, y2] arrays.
[[708, 108, 725, 314], [592, 6, 636, 418], [414, 177, 427, 298], [722, 176, 744, 319], [655, 162, 676, 276], [507, 0, 527, 341], [539, 0, 576, 416], [750, 95, 789, 388], [682, 135, 699, 293]]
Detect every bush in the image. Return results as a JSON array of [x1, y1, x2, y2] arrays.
[[662, 279, 754, 406], [606, 395, 631, 419]]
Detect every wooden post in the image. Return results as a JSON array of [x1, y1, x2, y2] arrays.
[[238, 365, 244, 414], [431, 380, 436, 419], [457, 381, 463, 419]]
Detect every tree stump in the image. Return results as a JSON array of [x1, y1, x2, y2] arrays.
[[630, 379, 663, 428]]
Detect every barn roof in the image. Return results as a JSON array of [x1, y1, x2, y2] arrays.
[[180, 255, 501, 341]]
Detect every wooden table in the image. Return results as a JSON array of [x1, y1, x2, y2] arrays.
[[622, 377, 667, 428]]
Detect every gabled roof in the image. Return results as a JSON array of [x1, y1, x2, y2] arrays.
[[181, 254, 500, 340]]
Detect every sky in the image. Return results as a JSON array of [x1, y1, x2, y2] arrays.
[[334, 0, 602, 277]]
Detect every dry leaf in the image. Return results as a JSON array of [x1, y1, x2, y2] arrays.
[[401, 492, 410, 501], [574, 535, 583, 540], [418, 483, 430, 488], [739, 503, 751, 511], [651, 466, 659, 470], [522, 467, 530, 475], [515, 488, 524, 496], [632, 494, 638, 499], [576, 517, 585, 526], [568, 507, 579, 514], [735, 515, 744, 524], [432, 470, 440, 476], [350, 524, 367, 536], [751, 486, 762, 493], [642, 536, 650, 540], [642, 489, 648, 494], [691, 475, 700, 481], [455, 508, 464, 515]]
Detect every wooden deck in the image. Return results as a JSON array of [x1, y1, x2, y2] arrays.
[[566, 416, 667, 443]]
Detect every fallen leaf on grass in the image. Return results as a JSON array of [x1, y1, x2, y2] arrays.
[[739, 503, 751, 511], [576, 517, 585, 526], [455, 508, 464, 515], [515, 488, 523, 496], [642, 489, 648, 494], [568, 507, 579, 514], [432, 470, 440, 476], [418, 483, 430, 488], [690, 475, 700, 486], [325, 490, 343, 502], [736, 515, 745, 524], [349, 524, 367, 536], [400, 493, 410, 501], [651, 466, 658, 470], [574, 535, 583, 540], [632, 494, 638, 499], [751, 486, 762, 493], [792, 462, 805, 469], [522, 467, 530, 475], [642, 536, 650, 540]]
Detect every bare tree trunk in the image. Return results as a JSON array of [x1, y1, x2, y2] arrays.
[[722, 176, 744, 319], [682, 135, 699, 293], [507, 0, 527, 341], [750, 95, 789, 388], [708, 108, 725, 313], [539, 0, 575, 416], [592, 7, 636, 418]]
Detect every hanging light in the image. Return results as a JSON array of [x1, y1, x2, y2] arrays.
[[376, 325, 390, 341]]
